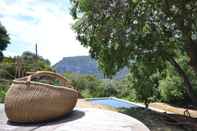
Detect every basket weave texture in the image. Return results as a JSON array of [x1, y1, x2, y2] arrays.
[[5, 71, 78, 123]]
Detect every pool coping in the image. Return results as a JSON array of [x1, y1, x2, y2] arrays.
[[86, 97, 174, 114], [87, 97, 140, 108], [86, 97, 145, 108]]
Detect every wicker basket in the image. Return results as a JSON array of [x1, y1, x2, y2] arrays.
[[5, 71, 78, 123]]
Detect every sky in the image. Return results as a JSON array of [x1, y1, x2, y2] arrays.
[[0, 0, 89, 65]]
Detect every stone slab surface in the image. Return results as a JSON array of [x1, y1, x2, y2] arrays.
[[0, 104, 150, 131]]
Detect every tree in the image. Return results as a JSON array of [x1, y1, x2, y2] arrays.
[[71, 0, 197, 105], [0, 57, 15, 79], [129, 62, 161, 108], [159, 54, 197, 105], [0, 52, 52, 79], [0, 22, 10, 61], [21, 51, 52, 72]]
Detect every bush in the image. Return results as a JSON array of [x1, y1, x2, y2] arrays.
[[64, 72, 102, 97], [0, 82, 9, 103], [0, 88, 6, 103], [159, 75, 185, 104], [158, 57, 197, 105], [64, 72, 126, 98], [0, 57, 15, 79]]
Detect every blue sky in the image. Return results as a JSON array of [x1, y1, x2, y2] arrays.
[[0, 0, 89, 64]]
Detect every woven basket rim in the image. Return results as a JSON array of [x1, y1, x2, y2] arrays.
[[12, 80, 78, 93]]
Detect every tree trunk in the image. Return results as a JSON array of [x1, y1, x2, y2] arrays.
[[185, 40, 197, 73], [144, 99, 149, 109], [167, 56, 197, 106]]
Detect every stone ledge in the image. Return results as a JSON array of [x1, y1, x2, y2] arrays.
[[0, 104, 150, 131]]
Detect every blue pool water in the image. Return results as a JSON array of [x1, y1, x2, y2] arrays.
[[89, 98, 140, 109]]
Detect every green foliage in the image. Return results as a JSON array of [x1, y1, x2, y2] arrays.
[[64, 68, 196, 106], [70, 0, 182, 78], [159, 55, 197, 105], [0, 22, 10, 61], [0, 57, 15, 79], [64, 72, 101, 97], [64, 72, 123, 98], [0, 52, 53, 102], [63, 60, 197, 106], [0, 52, 53, 79], [0, 80, 10, 103], [128, 61, 161, 104], [159, 75, 185, 104], [71, 0, 197, 105], [124, 73, 160, 106], [64, 71, 154, 103], [21, 51, 52, 72], [98, 79, 119, 97], [0, 87, 7, 103], [118, 76, 136, 101], [63, 66, 193, 106]]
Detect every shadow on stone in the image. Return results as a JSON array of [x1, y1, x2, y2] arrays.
[[7, 110, 85, 127]]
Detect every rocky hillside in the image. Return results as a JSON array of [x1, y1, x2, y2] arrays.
[[53, 56, 128, 79]]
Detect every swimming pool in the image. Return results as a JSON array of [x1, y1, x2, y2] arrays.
[[88, 97, 140, 109]]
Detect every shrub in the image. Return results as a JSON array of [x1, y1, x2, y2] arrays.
[[159, 76, 185, 104], [0, 83, 9, 103]]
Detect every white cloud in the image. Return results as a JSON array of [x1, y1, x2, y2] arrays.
[[0, 0, 89, 64]]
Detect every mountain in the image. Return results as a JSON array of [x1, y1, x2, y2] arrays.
[[53, 56, 128, 79]]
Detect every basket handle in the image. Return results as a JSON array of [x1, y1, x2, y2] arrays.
[[26, 71, 72, 87]]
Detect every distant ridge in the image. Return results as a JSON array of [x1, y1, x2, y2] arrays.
[[53, 56, 128, 79]]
